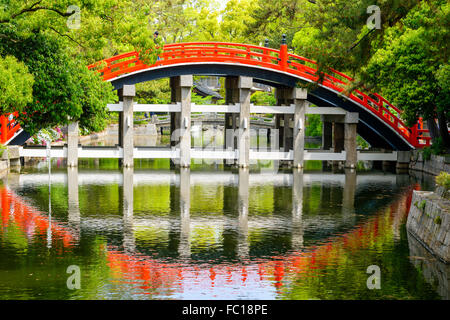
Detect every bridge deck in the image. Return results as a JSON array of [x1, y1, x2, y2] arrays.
[[19, 145, 397, 162]]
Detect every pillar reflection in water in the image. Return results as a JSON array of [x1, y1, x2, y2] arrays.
[[122, 167, 135, 253], [178, 168, 191, 259], [237, 168, 249, 260], [46, 144, 52, 249], [342, 169, 357, 223], [67, 167, 80, 238], [292, 169, 304, 251]]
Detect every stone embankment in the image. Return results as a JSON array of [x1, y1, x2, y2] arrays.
[[406, 190, 450, 264], [409, 150, 450, 176], [0, 145, 21, 173]]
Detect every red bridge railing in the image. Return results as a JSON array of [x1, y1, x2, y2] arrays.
[[88, 42, 433, 149], [0, 112, 21, 145], [0, 43, 434, 147]]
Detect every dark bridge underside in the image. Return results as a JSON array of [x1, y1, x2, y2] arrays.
[[111, 63, 412, 151]]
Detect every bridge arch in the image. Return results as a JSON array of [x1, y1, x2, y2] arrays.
[[108, 62, 410, 150], [3, 42, 426, 150]]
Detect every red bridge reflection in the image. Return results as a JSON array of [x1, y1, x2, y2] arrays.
[[0, 183, 419, 296], [1, 186, 75, 250]]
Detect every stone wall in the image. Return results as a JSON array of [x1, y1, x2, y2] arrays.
[[406, 190, 450, 264], [0, 145, 21, 172], [408, 232, 450, 299], [409, 150, 450, 176]]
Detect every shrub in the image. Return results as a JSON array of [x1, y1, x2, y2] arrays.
[[436, 172, 450, 190], [418, 200, 427, 211], [431, 137, 446, 156], [422, 146, 432, 160], [0, 144, 6, 158], [434, 216, 442, 225], [250, 91, 276, 106]]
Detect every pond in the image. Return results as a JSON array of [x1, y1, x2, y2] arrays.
[[0, 159, 445, 300]]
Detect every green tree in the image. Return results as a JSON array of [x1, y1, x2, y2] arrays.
[[362, 1, 449, 150], [0, 28, 115, 135], [0, 55, 34, 114], [220, 0, 256, 43]]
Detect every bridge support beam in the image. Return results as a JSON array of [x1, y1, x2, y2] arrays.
[[67, 122, 78, 167], [322, 112, 358, 168], [292, 88, 307, 169], [396, 151, 411, 171], [224, 77, 239, 166], [238, 76, 252, 168], [170, 76, 192, 168], [321, 120, 333, 150], [344, 113, 359, 169], [121, 85, 135, 167], [275, 87, 294, 167], [333, 122, 345, 159]]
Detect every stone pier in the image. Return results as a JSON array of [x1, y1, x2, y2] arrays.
[[170, 76, 192, 168], [121, 85, 135, 168], [293, 88, 307, 169], [322, 112, 359, 168], [67, 122, 79, 167], [237, 77, 252, 168]]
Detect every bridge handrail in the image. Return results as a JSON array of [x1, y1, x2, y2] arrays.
[[87, 42, 426, 148]]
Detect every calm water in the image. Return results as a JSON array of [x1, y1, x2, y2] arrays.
[[0, 159, 446, 300]]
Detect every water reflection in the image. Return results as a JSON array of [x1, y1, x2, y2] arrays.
[[179, 168, 190, 260], [0, 166, 444, 299]]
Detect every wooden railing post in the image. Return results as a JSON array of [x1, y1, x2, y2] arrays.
[[279, 34, 288, 72], [0, 115, 8, 144]]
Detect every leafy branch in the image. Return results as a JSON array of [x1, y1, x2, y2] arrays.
[[0, 1, 75, 24]]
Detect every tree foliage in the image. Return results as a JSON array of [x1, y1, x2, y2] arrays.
[[0, 27, 115, 135], [0, 55, 34, 114]]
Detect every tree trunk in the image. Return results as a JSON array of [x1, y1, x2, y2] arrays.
[[437, 111, 450, 152], [427, 118, 439, 143]]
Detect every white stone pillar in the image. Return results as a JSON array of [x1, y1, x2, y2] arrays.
[[179, 76, 192, 168], [238, 76, 252, 168], [121, 85, 135, 168], [224, 77, 239, 166], [170, 76, 192, 168], [344, 112, 359, 169], [67, 121, 79, 167], [292, 88, 307, 168]]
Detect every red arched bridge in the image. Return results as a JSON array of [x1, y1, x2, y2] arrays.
[[2, 42, 431, 150]]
